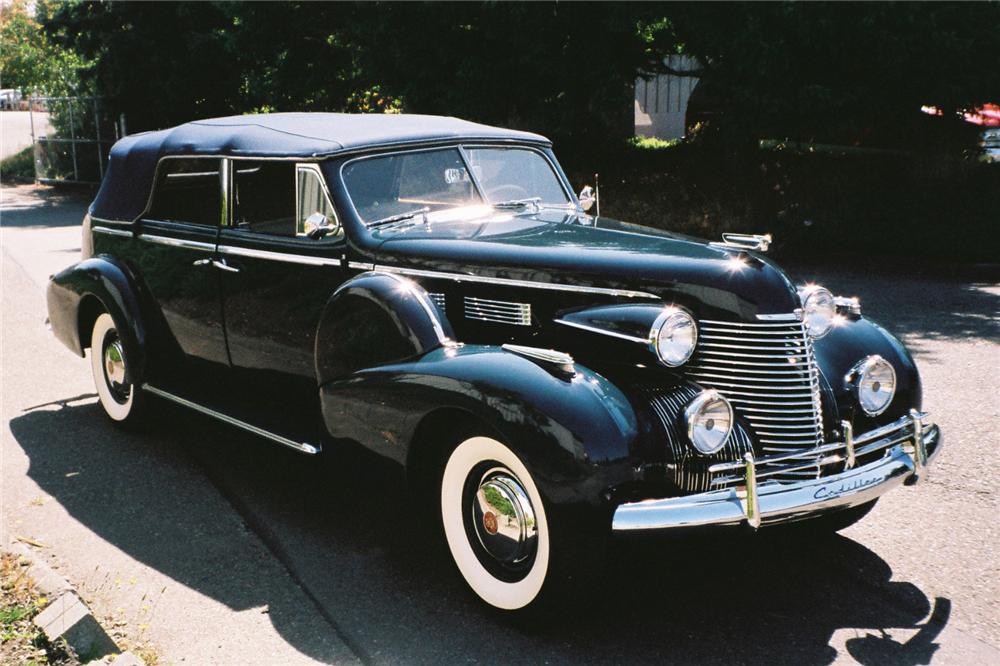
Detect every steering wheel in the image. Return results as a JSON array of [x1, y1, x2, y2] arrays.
[[486, 184, 529, 203]]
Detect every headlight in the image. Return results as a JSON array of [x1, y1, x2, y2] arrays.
[[846, 355, 897, 416], [683, 390, 734, 455], [799, 285, 835, 338], [649, 308, 698, 367]]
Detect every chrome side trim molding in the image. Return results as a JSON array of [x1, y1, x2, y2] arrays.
[[90, 216, 131, 227], [755, 311, 803, 321], [348, 261, 375, 271], [142, 384, 321, 455], [137, 234, 215, 252], [374, 265, 659, 299], [553, 318, 650, 344], [93, 226, 133, 239], [217, 244, 341, 267]]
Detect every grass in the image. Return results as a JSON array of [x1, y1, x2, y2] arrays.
[[0, 553, 79, 666], [0, 146, 36, 183]]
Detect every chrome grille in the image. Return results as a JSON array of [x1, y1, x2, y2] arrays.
[[688, 318, 825, 481], [640, 384, 754, 492], [464, 297, 532, 326]]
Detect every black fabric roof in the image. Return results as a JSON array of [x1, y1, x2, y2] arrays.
[[91, 113, 550, 221]]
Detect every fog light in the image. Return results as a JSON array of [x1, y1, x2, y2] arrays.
[[684, 389, 734, 455]]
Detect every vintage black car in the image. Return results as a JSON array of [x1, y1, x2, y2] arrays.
[[47, 113, 942, 612]]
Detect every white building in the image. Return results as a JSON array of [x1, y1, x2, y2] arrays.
[[634, 55, 700, 140]]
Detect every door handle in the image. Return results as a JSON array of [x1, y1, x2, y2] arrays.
[[192, 257, 240, 273], [210, 258, 240, 273]]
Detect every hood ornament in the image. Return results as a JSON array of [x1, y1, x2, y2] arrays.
[[711, 233, 772, 252]]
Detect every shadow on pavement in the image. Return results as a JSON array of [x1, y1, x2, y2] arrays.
[[788, 264, 1000, 349], [12, 398, 949, 665], [1, 185, 92, 228]]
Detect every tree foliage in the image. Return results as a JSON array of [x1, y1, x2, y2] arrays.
[[669, 2, 1000, 147], [41, 1, 1000, 153], [0, 0, 87, 96]]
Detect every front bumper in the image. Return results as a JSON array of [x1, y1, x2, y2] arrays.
[[612, 411, 942, 532]]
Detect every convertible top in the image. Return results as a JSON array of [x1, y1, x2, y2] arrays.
[[91, 113, 550, 222]]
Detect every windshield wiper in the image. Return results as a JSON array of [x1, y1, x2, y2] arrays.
[[367, 206, 431, 228], [492, 197, 541, 210]]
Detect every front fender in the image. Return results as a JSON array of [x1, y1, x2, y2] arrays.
[[814, 317, 921, 432], [46, 256, 147, 383], [314, 271, 454, 385], [319, 345, 640, 508]]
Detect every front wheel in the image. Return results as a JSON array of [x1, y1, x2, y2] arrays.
[[90, 313, 148, 426], [440, 436, 552, 611]]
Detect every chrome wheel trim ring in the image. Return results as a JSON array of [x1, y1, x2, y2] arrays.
[[441, 436, 549, 610], [90, 314, 134, 420], [471, 469, 538, 567], [104, 339, 127, 388]]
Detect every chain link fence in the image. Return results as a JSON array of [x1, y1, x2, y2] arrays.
[[30, 96, 125, 185]]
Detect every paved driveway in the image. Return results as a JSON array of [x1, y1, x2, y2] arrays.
[[1, 111, 52, 159], [2, 184, 998, 664]]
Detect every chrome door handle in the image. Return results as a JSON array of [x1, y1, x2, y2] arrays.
[[192, 257, 239, 273], [210, 258, 240, 273]]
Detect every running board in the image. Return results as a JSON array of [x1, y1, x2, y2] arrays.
[[142, 384, 321, 455]]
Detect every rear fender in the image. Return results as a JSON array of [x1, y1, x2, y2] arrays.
[[46, 256, 147, 383]]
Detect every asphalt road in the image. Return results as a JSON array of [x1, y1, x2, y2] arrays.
[[1, 111, 53, 159], [2, 184, 999, 665]]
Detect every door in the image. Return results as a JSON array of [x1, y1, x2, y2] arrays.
[[217, 159, 347, 438], [134, 157, 229, 389]]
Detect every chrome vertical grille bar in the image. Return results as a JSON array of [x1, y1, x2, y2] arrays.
[[688, 317, 826, 482]]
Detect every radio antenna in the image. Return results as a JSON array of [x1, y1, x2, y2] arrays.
[[595, 173, 600, 218]]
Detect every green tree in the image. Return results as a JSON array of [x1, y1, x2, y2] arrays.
[[0, 0, 86, 96], [668, 2, 1000, 149]]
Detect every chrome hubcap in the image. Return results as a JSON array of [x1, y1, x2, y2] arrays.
[[471, 471, 537, 565], [104, 340, 126, 387]]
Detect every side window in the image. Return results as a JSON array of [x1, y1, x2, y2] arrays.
[[148, 158, 222, 225], [296, 165, 341, 239], [232, 161, 296, 236]]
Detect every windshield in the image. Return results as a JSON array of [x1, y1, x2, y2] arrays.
[[342, 146, 571, 225]]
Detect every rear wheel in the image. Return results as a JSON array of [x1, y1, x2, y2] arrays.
[[90, 313, 147, 426]]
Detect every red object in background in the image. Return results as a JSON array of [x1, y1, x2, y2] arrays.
[[921, 103, 999, 126], [962, 103, 1000, 127]]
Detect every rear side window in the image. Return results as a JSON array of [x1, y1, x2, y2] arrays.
[[148, 159, 221, 225], [233, 161, 296, 236]]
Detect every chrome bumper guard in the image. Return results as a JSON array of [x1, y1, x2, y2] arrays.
[[613, 411, 941, 532]]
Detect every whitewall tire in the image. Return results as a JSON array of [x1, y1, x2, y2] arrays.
[[90, 313, 144, 424], [440, 436, 550, 611]]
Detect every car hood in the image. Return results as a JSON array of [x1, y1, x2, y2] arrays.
[[372, 210, 801, 319]]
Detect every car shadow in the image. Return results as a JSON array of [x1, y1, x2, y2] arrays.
[[11, 398, 949, 665]]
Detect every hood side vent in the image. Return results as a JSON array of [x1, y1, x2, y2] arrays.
[[428, 292, 446, 313], [464, 297, 532, 326]]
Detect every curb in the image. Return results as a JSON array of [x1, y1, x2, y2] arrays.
[[5, 541, 147, 665]]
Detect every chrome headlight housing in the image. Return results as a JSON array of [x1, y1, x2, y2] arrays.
[[683, 390, 734, 455], [799, 285, 836, 338], [846, 355, 897, 416], [649, 308, 698, 367]]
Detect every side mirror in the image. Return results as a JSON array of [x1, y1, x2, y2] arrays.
[[578, 185, 596, 212], [303, 211, 337, 239]]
